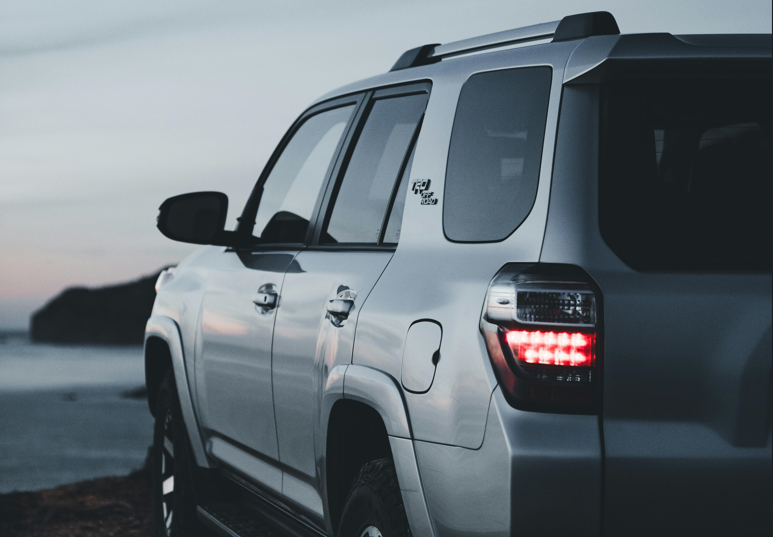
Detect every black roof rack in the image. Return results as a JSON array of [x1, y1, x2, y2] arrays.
[[390, 11, 620, 72]]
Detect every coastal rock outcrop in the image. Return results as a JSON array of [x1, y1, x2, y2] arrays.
[[30, 270, 164, 345]]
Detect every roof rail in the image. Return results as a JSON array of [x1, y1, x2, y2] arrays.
[[390, 11, 620, 71]]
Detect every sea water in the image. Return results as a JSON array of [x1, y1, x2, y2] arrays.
[[0, 334, 154, 493]]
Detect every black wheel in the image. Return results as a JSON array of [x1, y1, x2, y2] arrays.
[[338, 458, 411, 537], [152, 369, 205, 536]]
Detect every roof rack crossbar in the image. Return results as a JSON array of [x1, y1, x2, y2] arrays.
[[390, 11, 620, 72]]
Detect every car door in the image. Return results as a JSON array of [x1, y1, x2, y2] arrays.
[[270, 84, 430, 522], [194, 96, 360, 495]]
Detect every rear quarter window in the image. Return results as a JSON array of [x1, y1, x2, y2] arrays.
[[443, 67, 552, 242], [599, 77, 772, 271]]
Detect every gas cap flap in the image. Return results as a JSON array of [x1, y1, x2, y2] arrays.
[[401, 321, 442, 394]]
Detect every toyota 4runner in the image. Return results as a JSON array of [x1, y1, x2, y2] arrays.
[[145, 12, 772, 537]]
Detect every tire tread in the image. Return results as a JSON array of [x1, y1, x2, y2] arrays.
[[339, 458, 411, 537]]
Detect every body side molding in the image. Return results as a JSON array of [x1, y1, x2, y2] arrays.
[[145, 314, 210, 468]]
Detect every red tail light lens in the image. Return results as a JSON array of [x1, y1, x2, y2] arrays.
[[481, 265, 601, 412], [505, 330, 595, 367]]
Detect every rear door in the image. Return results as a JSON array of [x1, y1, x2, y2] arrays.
[[594, 76, 772, 536], [270, 84, 430, 523], [195, 97, 359, 493]]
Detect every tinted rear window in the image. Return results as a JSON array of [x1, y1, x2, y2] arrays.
[[600, 78, 772, 271], [443, 67, 552, 242]]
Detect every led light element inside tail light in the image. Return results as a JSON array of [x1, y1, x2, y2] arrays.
[[481, 265, 601, 411], [505, 330, 594, 366]]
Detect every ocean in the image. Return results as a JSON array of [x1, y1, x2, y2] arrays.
[[0, 334, 153, 493]]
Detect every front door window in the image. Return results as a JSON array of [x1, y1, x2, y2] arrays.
[[254, 105, 355, 243]]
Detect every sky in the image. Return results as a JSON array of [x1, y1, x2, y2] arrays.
[[1, 0, 771, 330]]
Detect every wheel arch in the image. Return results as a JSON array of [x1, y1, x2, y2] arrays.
[[326, 399, 393, 535], [145, 315, 210, 468], [145, 336, 172, 417], [322, 364, 436, 537]]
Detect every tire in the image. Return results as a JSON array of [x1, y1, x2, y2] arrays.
[[152, 369, 205, 536], [338, 458, 411, 537]]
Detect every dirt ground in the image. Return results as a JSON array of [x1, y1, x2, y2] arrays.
[[0, 469, 153, 537]]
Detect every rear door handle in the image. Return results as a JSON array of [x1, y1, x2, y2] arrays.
[[252, 284, 278, 310], [326, 298, 354, 316], [252, 292, 277, 308], [327, 288, 357, 326]]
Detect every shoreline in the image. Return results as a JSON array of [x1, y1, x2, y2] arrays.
[[0, 470, 153, 537]]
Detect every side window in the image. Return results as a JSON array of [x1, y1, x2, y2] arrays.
[[322, 93, 428, 244], [443, 67, 552, 242], [253, 105, 354, 243]]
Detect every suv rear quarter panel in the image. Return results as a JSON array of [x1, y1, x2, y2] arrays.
[[352, 41, 579, 450], [350, 50, 603, 537]]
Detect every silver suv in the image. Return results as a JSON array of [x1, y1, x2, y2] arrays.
[[145, 12, 772, 537]]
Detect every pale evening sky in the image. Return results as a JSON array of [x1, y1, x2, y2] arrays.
[[1, 0, 771, 329]]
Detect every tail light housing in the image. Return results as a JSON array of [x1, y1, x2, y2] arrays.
[[481, 264, 602, 413]]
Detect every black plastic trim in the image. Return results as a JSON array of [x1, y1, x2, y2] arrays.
[[552, 11, 619, 42], [197, 507, 241, 537], [390, 44, 440, 71], [306, 245, 396, 253], [223, 471, 327, 537]]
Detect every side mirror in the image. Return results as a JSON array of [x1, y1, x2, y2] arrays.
[[157, 191, 230, 245]]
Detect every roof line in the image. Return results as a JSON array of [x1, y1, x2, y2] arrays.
[[390, 11, 620, 72]]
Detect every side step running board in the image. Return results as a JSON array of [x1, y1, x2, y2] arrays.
[[198, 503, 286, 537]]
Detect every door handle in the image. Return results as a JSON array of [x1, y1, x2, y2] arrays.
[[252, 291, 277, 308], [252, 284, 278, 310], [327, 288, 357, 327], [326, 298, 354, 316]]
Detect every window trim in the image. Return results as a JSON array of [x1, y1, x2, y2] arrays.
[[234, 93, 367, 251], [309, 81, 432, 250]]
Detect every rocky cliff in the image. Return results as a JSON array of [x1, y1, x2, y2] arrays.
[[30, 270, 165, 345]]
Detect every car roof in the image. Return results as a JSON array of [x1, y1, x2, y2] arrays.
[[313, 12, 772, 105]]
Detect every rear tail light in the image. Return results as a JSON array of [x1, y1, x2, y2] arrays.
[[481, 264, 601, 412]]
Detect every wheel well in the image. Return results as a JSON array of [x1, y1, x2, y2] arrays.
[[145, 336, 173, 417], [326, 400, 393, 534]]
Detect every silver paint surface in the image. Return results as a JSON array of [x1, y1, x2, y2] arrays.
[[196, 250, 296, 462], [343, 365, 411, 439], [353, 40, 577, 449], [271, 250, 392, 522], [389, 436, 436, 537], [414, 392, 509, 537]]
